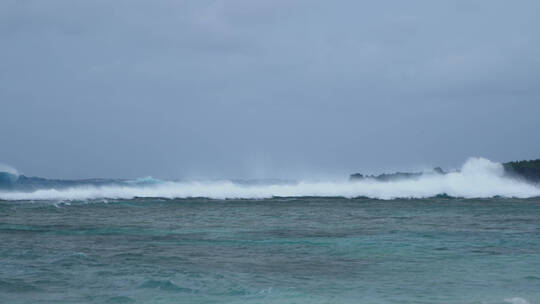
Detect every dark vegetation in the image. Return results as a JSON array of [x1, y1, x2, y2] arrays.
[[350, 167, 445, 182], [351, 160, 540, 184], [503, 159, 540, 183]]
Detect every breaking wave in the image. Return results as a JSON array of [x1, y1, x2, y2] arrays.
[[1, 158, 539, 201]]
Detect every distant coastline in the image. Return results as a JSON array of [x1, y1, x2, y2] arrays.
[[0, 159, 540, 192], [350, 159, 540, 184], [1, 157, 540, 201]]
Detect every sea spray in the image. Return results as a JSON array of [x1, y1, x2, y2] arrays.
[[1, 158, 539, 201]]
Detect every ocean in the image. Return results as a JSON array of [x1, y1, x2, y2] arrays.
[[1, 158, 540, 303], [1, 197, 540, 304]]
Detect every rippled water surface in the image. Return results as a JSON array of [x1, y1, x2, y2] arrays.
[[1, 198, 540, 303]]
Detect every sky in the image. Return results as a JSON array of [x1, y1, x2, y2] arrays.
[[1, 0, 540, 180]]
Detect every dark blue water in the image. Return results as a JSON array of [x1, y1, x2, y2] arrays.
[[1, 198, 540, 303]]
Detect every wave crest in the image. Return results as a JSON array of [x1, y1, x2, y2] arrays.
[[1, 158, 539, 201]]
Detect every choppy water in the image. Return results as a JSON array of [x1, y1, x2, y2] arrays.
[[1, 197, 540, 304]]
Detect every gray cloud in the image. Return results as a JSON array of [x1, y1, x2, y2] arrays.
[[1, 0, 539, 179]]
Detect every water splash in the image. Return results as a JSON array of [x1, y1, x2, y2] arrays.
[[1, 158, 539, 201]]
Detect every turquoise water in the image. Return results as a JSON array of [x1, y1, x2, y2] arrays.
[[1, 197, 540, 303]]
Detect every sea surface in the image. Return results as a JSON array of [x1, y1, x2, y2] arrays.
[[1, 197, 540, 304]]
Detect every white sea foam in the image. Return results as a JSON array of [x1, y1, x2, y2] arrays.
[[1, 158, 539, 201], [504, 298, 531, 304]]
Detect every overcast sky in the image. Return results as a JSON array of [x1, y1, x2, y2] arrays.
[[1, 0, 539, 179]]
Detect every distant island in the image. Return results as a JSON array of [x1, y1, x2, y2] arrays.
[[1, 159, 540, 192], [350, 159, 540, 184], [502, 159, 540, 183]]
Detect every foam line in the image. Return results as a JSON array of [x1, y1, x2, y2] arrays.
[[1, 158, 539, 201]]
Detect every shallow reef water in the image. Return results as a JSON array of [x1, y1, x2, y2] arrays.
[[1, 197, 540, 303]]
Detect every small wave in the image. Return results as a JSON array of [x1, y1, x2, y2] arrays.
[[504, 298, 531, 304], [139, 280, 193, 292], [125, 176, 163, 185], [0, 158, 539, 201], [105, 296, 136, 304]]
